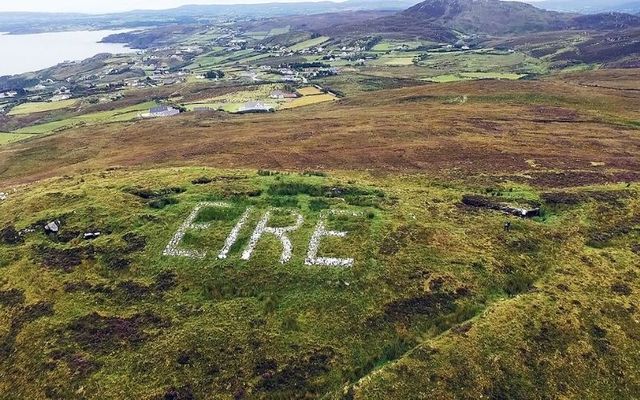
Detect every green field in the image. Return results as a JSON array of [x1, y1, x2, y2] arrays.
[[188, 49, 256, 72], [371, 41, 402, 52], [13, 101, 157, 134], [287, 36, 330, 52], [268, 26, 291, 36], [184, 103, 221, 111], [280, 93, 336, 109], [0, 132, 34, 145], [418, 49, 548, 75], [8, 99, 77, 116], [244, 31, 269, 40], [425, 72, 526, 82], [383, 57, 416, 66], [371, 40, 438, 52]]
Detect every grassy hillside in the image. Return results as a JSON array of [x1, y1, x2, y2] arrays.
[[0, 69, 639, 399], [1, 74, 639, 186], [0, 167, 638, 399]]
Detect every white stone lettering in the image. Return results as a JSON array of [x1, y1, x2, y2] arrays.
[[218, 207, 253, 259], [305, 211, 359, 267], [163, 202, 230, 259], [241, 210, 304, 263]]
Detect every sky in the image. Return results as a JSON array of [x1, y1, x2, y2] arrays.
[[0, 0, 553, 14], [0, 0, 551, 14], [0, 0, 343, 14]]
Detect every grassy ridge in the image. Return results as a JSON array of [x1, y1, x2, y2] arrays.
[[0, 167, 638, 398]]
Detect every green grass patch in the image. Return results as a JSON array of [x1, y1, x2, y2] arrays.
[[425, 72, 526, 83], [8, 99, 77, 116], [0, 167, 637, 399], [287, 36, 330, 52], [0, 132, 34, 145], [12, 101, 157, 134]]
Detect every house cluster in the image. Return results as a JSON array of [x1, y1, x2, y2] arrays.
[[225, 39, 248, 51], [0, 91, 17, 99], [50, 86, 72, 102], [254, 44, 327, 59], [70, 46, 202, 90], [7, 80, 77, 103]]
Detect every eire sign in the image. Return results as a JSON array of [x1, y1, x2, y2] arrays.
[[163, 202, 362, 267]]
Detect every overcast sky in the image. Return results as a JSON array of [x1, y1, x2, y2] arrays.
[[0, 0, 348, 14], [0, 0, 547, 14]]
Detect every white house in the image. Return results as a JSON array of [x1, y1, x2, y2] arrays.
[[238, 101, 273, 113], [144, 106, 181, 118]]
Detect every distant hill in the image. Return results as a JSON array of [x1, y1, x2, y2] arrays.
[[0, 0, 420, 34], [331, 0, 640, 40], [533, 0, 640, 14], [142, 0, 419, 18], [568, 12, 640, 29], [398, 0, 569, 35]]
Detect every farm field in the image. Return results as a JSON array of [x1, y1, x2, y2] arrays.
[[383, 57, 415, 66], [0, 132, 33, 145], [180, 84, 279, 112], [8, 99, 77, 116], [296, 86, 324, 96], [188, 49, 256, 72], [417, 50, 548, 75], [287, 36, 331, 52], [425, 72, 526, 82], [11, 101, 158, 134], [371, 40, 437, 52], [268, 26, 290, 36], [280, 93, 337, 109]]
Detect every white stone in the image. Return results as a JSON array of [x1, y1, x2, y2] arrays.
[[163, 202, 230, 259], [45, 221, 60, 233], [241, 210, 304, 264], [305, 210, 360, 267], [218, 207, 253, 260]]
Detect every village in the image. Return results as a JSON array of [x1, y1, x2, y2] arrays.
[[0, 22, 357, 131], [0, 14, 529, 143]]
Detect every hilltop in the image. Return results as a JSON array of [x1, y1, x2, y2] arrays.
[[0, 162, 638, 398], [0, 2, 639, 399], [332, 0, 640, 39], [401, 0, 569, 34]]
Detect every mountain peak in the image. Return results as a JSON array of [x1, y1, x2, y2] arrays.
[[401, 0, 567, 34]]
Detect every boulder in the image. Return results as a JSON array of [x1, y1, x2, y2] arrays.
[[83, 232, 101, 240], [44, 220, 61, 234], [462, 195, 540, 218]]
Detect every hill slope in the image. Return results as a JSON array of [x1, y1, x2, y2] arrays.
[[401, 0, 569, 34], [334, 0, 640, 39], [0, 166, 638, 399], [0, 68, 639, 399]]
